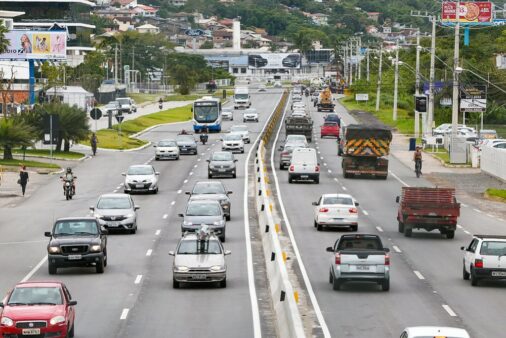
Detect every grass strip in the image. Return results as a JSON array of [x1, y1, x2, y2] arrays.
[[485, 189, 506, 201], [0, 159, 60, 169], [11, 149, 85, 160]]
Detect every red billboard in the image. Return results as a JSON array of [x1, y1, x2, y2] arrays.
[[442, 2, 493, 23]]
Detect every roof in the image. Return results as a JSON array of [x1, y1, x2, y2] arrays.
[[136, 23, 158, 29], [55, 216, 98, 221], [46, 86, 93, 95], [13, 22, 95, 29], [0, 10, 25, 17], [98, 193, 130, 198], [15, 281, 63, 288], [135, 4, 157, 12]]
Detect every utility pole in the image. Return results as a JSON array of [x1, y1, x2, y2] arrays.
[[114, 43, 118, 85], [393, 39, 399, 121], [349, 39, 353, 85], [132, 46, 135, 72], [415, 30, 421, 95], [451, 0, 461, 162], [376, 45, 383, 112], [343, 45, 348, 84], [357, 37, 361, 80], [366, 48, 370, 82]]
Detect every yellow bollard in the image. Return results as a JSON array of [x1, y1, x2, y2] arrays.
[[269, 204, 273, 212], [282, 251, 287, 262], [275, 223, 280, 233], [294, 291, 299, 304]]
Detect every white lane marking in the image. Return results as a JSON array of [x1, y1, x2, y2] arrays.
[[189, 172, 193, 176], [171, 201, 175, 206], [333, 178, 339, 182], [389, 170, 410, 187], [20, 256, 48, 282], [316, 146, 320, 150], [464, 230, 471, 235], [315, 142, 319, 145], [162, 214, 168, 219], [328, 169, 332, 173], [183, 179, 188, 184], [116, 185, 122, 189], [362, 210, 369, 216], [457, 224, 463, 229], [342, 186, 347, 191], [318, 151, 321, 154], [461, 203, 468, 208], [393, 245, 402, 253], [498, 218, 505, 222], [486, 214, 495, 218], [323, 163, 327, 166], [119, 183, 124, 187], [269, 94, 331, 338], [155, 230, 161, 236], [414, 271, 425, 280], [442, 304, 457, 317], [197, 158, 201, 162], [473, 208, 482, 213], [134, 275, 143, 284], [177, 190, 182, 194], [320, 156, 324, 160], [120, 308, 129, 320], [146, 249, 153, 256], [194, 164, 198, 168], [113, 189, 118, 193], [207, 147, 210, 151], [376, 226, 384, 232]]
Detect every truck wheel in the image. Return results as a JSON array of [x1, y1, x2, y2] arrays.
[[314, 177, 319, 184], [332, 276, 341, 291], [48, 262, 57, 275], [381, 279, 390, 291], [329, 271, 333, 284], [317, 223, 323, 231], [279, 163, 284, 170], [470, 267, 480, 286], [219, 278, 227, 288], [463, 263, 470, 280], [351, 225, 358, 232], [398, 222, 405, 233], [288, 176, 293, 183], [446, 230, 455, 239], [96, 258, 105, 273], [173, 278, 180, 289], [404, 227, 412, 237], [314, 220, 317, 228]]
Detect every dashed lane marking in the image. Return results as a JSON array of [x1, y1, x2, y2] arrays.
[[146, 249, 153, 256], [20, 256, 47, 283], [464, 230, 471, 235], [414, 271, 425, 280], [134, 275, 142, 284], [393, 245, 402, 253], [318, 151, 321, 154], [162, 214, 168, 219], [461, 203, 468, 208], [362, 210, 369, 216], [389, 170, 410, 187], [333, 178, 338, 182], [113, 189, 118, 193], [342, 186, 347, 191], [171, 201, 176, 206], [323, 163, 327, 166], [320, 156, 324, 160], [457, 224, 462, 229], [120, 309, 129, 320], [155, 230, 161, 236], [184, 179, 188, 184], [486, 214, 495, 218], [473, 208, 482, 213], [189, 172, 194, 176], [328, 169, 332, 173], [177, 190, 182, 194], [442, 304, 457, 317], [197, 158, 201, 162], [194, 164, 198, 168], [375, 226, 384, 232]]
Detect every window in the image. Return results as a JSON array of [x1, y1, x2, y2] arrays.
[[480, 241, 506, 256], [241, 68, 246, 74], [54, 220, 98, 236], [233, 68, 238, 73], [468, 239, 478, 253], [323, 196, 353, 205]]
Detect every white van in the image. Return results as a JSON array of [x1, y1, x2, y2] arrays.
[[288, 148, 319, 183], [234, 87, 251, 109]]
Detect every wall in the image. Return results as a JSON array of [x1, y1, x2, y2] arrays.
[[481, 146, 506, 181]]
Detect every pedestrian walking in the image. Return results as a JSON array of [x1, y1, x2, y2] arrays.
[[90, 133, 98, 156], [19, 165, 29, 196]]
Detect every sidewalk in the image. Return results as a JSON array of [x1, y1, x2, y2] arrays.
[[0, 171, 52, 208]]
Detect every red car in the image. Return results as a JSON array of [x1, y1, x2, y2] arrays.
[[321, 122, 340, 138], [0, 281, 77, 338]]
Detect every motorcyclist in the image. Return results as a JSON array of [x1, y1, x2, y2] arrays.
[[90, 133, 98, 156], [158, 97, 163, 110], [180, 129, 188, 135], [62, 167, 76, 195], [199, 127, 208, 145], [413, 146, 423, 175]]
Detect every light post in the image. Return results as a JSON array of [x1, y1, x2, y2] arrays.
[[450, 0, 461, 163], [393, 39, 399, 121]]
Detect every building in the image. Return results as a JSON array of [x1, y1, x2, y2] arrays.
[[94, 8, 136, 20], [309, 13, 329, 26], [367, 12, 381, 22], [46, 86, 95, 110], [132, 4, 158, 17], [113, 16, 134, 31], [136, 23, 159, 34], [213, 29, 233, 48], [168, 0, 186, 6], [111, 0, 137, 8]]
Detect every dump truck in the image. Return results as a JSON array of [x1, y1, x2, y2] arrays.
[[340, 124, 392, 179], [285, 115, 313, 142], [316, 87, 335, 112], [395, 187, 460, 239]]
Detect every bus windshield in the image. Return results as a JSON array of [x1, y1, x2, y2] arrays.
[[194, 102, 219, 123]]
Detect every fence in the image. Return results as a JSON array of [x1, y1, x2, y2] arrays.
[[481, 146, 506, 181]]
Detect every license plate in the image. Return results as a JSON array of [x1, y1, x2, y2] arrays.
[[135, 184, 144, 188], [108, 221, 119, 227], [191, 274, 206, 280], [68, 254, 82, 260], [333, 218, 343, 221], [492, 271, 506, 277], [300, 175, 308, 178], [355, 265, 370, 271], [218, 169, 227, 172], [22, 329, 41, 335]]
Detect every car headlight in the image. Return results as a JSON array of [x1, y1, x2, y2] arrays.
[[183, 221, 193, 226], [93, 213, 102, 219], [175, 266, 189, 272], [90, 245, 102, 252], [125, 213, 135, 219], [213, 220, 224, 226], [49, 316, 65, 326], [1, 316, 14, 327], [48, 246, 60, 254], [210, 265, 225, 272]]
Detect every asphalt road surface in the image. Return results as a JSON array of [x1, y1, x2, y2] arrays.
[[0, 89, 283, 338], [270, 95, 506, 337]]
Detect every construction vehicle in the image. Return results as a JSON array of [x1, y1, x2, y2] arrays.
[[340, 124, 392, 179], [316, 87, 335, 112], [396, 187, 460, 239], [285, 115, 313, 142]]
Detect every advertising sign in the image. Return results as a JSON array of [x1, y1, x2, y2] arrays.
[[442, 2, 493, 23], [248, 53, 301, 69], [460, 84, 487, 112], [185, 29, 206, 37], [355, 93, 369, 101], [0, 30, 67, 60]]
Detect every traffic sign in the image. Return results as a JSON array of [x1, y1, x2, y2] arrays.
[[90, 108, 102, 120], [115, 114, 125, 123]]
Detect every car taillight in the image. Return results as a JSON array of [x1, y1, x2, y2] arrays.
[[349, 208, 358, 214], [319, 208, 329, 213], [475, 259, 483, 268], [281, 151, 289, 156], [385, 254, 390, 266], [335, 253, 341, 265], [315, 165, 320, 172], [289, 165, 294, 171]]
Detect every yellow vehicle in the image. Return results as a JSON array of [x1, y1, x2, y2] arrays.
[[316, 87, 335, 112]]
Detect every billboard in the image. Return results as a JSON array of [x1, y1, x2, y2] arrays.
[[248, 53, 301, 69], [0, 30, 67, 60], [442, 2, 493, 23], [460, 84, 487, 112]]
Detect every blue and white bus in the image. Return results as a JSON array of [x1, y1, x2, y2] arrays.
[[192, 96, 222, 132]]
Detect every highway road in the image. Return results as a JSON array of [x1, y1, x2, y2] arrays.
[[270, 95, 506, 337], [0, 89, 282, 337]]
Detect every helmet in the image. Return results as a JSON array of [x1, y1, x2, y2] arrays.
[[66, 167, 72, 173]]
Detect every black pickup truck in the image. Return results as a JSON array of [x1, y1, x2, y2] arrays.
[[45, 217, 108, 274]]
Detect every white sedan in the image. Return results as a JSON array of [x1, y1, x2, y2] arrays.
[[400, 326, 470, 338], [229, 125, 250, 143], [312, 194, 359, 231], [154, 139, 180, 160], [222, 108, 234, 121], [243, 108, 259, 122]]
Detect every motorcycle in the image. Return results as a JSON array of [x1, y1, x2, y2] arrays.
[[159, 102, 163, 110], [61, 177, 76, 200], [200, 133, 208, 145]]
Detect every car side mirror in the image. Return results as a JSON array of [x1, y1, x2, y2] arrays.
[[227, 191, 233, 194], [279, 145, 284, 150], [178, 213, 184, 217], [168, 251, 175, 256], [312, 202, 318, 206], [185, 191, 191, 195], [384, 248, 390, 253], [190, 108, 193, 112], [44, 231, 52, 237], [155, 172, 160, 175], [460, 246, 466, 251], [206, 159, 210, 163], [101, 229, 109, 235], [0, 302, 3, 308], [134, 205, 140, 210], [89, 206, 95, 211], [355, 202, 359, 206], [224, 250, 232, 255], [326, 246, 334, 253], [395, 196, 400, 203], [68, 300, 77, 306], [234, 159, 238, 162], [121, 173, 126, 176], [153, 145, 157, 147]]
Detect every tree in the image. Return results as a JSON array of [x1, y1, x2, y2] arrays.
[[200, 40, 214, 49], [0, 24, 16, 117], [0, 23, 9, 53], [169, 64, 198, 95], [0, 118, 35, 160]]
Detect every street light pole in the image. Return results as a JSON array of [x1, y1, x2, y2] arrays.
[[393, 39, 399, 121], [375, 45, 383, 112], [366, 48, 370, 82], [415, 30, 421, 95], [428, 15, 437, 134], [451, 0, 461, 162], [349, 39, 353, 85]]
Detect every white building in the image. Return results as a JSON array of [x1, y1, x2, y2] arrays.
[[136, 23, 160, 34], [46, 86, 95, 111]]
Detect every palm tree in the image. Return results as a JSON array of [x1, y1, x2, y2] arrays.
[[0, 118, 35, 160]]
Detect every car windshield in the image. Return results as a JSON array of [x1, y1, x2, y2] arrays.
[[158, 141, 177, 147], [192, 183, 225, 194], [224, 134, 242, 141], [245, 109, 257, 114], [211, 152, 233, 161], [127, 166, 153, 175], [177, 135, 194, 143], [323, 196, 353, 205], [8, 287, 63, 305], [231, 126, 247, 132], [480, 241, 506, 256], [286, 135, 306, 143], [235, 94, 249, 100], [177, 239, 222, 254], [337, 237, 382, 250], [53, 220, 99, 236], [97, 197, 132, 209], [186, 203, 221, 216]]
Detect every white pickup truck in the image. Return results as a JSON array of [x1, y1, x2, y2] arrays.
[[461, 235, 506, 286], [326, 234, 390, 291]]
